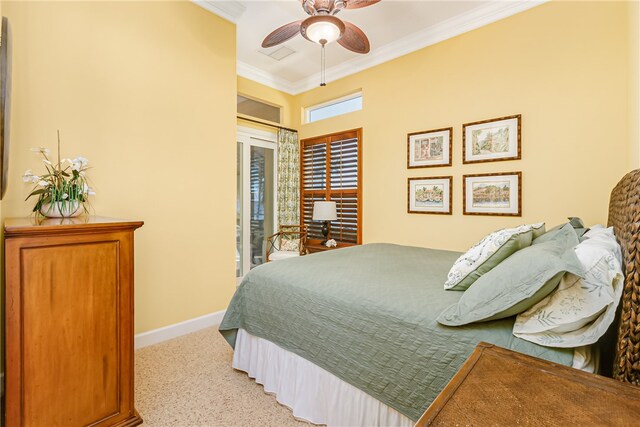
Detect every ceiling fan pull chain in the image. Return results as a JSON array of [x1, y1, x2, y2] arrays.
[[320, 43, 326, 87]]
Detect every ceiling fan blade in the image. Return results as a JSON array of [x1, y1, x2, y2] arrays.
[[338, 21, 370, 54], [344, 0, 381, 10], [262, 21, 303, 48]]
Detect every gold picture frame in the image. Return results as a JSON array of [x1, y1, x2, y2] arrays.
[[407, 127, 452, 168], [463, 172, 522, 216], [408, 176, 453, 215], [463, 115, 521, 164]]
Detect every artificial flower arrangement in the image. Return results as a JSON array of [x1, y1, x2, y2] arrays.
[[22, 136, 95, 217], [325, 238, 337, 248]]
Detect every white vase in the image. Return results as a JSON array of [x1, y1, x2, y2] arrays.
[[39, 201, 83, 218]]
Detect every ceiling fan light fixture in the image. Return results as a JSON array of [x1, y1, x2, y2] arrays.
[[306, 21, 341, 45], [301, 16, 345, 45]]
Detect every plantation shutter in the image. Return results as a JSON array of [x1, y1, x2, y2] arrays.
[[300, 129, 362, 245]]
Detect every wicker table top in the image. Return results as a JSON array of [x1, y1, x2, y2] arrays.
[[415, 342, 640, 426]]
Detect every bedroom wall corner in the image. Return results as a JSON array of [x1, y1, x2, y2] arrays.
[[630, 0, 640, 170], [294, 1, 629, 252], [1, 0, 237, 335]]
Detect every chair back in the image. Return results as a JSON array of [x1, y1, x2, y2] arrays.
[[265, 224, 308, 261]]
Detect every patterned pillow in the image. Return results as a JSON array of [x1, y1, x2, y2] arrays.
[[280, 238, 299, 252], [513, 226, 623, 347], [444, 222, 545, 291]]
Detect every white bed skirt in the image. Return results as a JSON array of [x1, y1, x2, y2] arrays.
[[233, 329, 414, 427]]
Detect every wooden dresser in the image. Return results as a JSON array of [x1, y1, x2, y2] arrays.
[[4, 216, 144, 427], [415, 342, 640, 426]]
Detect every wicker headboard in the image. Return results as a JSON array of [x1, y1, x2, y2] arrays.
[[608, 169, 640, 384]]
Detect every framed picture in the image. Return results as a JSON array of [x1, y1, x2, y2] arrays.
[[408, 176, 452, 215], [407, 127, 452, 168], [463, 172, 521, 216], [463, 115, 521, 164]]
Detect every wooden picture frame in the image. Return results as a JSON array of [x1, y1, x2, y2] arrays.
[[407, 127, 452, 168], [463, 172, 521, 216], [408, 176, 452, 215], [463, 115, 521, 164]]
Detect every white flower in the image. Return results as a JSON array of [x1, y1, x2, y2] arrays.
[[22, 170, 33, 182], [63, 158, 74, 165], [22, 170, 42, 184], [30, 147, 50, 154], [71, 156, 89, 171], [37, 180, 49, 187], [82, 183, 96, 196], [71, 156, 88, 171], [62, 193, 69, 200], [43, 159, 52, 165]]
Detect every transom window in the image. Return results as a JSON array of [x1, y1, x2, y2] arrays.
[[237, 94, 281, 124], [304, 92, 363, 124]]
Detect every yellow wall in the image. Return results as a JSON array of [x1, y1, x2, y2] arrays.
[[293, 1, 631, 252], [1, 0, 237, 334], [630, 0, 640, 169]]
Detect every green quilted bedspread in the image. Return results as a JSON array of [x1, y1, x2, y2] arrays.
[[219, 243, 573, 421]]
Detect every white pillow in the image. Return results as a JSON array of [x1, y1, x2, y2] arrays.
[[513, 226, 623, 347], [444, 222, 545, 290]]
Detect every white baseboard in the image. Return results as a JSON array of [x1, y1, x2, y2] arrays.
[[134, 309, 226, 350]]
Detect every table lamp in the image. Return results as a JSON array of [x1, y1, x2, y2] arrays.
[[312, 201, 337, 245]]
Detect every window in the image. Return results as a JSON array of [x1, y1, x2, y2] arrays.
[[305, 92, 362, 123], [237, 94, 281, 124], [300, 129, 362, 245]]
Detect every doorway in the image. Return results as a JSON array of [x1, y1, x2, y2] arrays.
[[237, 126, 277, 279]]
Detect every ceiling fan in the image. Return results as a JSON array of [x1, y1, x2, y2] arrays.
[[262, 0, 381, 55]]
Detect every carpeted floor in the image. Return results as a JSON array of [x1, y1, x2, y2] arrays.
[[135, 327, 314, 426]]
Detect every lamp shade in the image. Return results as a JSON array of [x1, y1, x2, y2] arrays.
[[312, 201, 337, 221], [306, 21, 341, 44], [301, 15, 345, 46]]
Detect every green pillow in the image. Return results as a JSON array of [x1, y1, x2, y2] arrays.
[[444, 223, 545, 291], [533, 217, 587, 245], [437, 224, 584, 326]]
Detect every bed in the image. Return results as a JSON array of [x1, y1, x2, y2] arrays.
[[219, 169, 640, 425]]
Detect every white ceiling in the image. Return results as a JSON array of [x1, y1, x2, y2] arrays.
[[195, 1, 546, 94]]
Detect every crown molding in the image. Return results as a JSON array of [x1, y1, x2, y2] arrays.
[[193, 0, 246, 24], [237, 60, 300, 94], [240, 0, 548, 95]]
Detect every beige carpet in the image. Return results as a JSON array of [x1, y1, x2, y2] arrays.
[[135, 327, 314, 426]]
